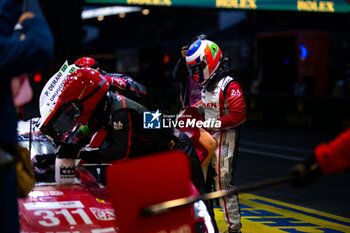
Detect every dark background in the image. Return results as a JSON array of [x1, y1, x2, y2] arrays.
[[17, 0, 350, 219], [22, 0, 350, 135]]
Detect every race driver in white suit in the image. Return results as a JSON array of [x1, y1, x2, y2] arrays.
[[186, 38, 246, 233]]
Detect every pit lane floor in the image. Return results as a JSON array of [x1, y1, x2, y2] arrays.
[[215, 193, 350, 233], [213, 125, 350, 233]]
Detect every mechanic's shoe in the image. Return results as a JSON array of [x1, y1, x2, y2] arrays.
[[223, 229, 241, 233]]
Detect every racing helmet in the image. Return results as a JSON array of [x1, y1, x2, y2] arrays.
[[40, 68, 109, 143], [74, 57, 128, 94], [74, 57, 100, 70], [185, 39, 222, 86]]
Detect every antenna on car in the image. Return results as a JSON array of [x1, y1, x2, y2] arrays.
[[29, 117, 32, 156]]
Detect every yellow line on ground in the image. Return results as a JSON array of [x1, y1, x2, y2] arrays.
[[214, 193, 350, 233]]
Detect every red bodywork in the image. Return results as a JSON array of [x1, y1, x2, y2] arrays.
[[106, 151, 196, 233], [18, 115, 209, 233], [19, 153, 201, 233], [19, 183, 118, 233]]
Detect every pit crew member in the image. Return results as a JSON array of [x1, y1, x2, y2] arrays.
[[40, 68, 206, 197], [290, 128, 350, 187]]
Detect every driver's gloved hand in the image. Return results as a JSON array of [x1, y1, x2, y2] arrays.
[[288, 154, 323, 188], [78, 147, 100, 163], [33, 143, 81, 169], [56, 143, 81, 159], [32, 152, 56, 169]]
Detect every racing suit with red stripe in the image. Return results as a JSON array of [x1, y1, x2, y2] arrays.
[[289, 127, 350, 188], [315, 128, 350, 175], [195, 69, 246, 231]]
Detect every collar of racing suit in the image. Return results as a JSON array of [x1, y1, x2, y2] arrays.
[[88, 91, 112, 129], [205, 61, 236, 92]]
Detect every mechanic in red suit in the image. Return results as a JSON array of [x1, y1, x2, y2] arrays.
[[186, 38, 246, 233], [33, 57, 147, 170], [290, 128, 350, 186]]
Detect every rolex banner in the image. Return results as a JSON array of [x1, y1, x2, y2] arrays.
[[85, 0, 350, 13]]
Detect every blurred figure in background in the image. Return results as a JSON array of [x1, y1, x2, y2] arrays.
[[0, 0, 54, 231], [11, 74, 33, 119], [11, 74, 33, 108], [290, 128, 350, 187]]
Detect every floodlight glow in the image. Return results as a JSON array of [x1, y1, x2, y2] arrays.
[[82, 6, 142, 19]]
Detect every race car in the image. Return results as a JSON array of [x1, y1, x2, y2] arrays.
[[17, 119, 118, 232], [17, 118, 214, 233], [17, 60, 216, 232]]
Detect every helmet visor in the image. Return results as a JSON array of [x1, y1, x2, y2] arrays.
[[42, 102, 82, 144], [187, 60, 207, 76]]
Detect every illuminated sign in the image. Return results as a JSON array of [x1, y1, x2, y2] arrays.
[[216, 0, 257, 10], [86, 0, 350, 13], [297, 0, 335, 12], [127, 0, 172, 6]]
